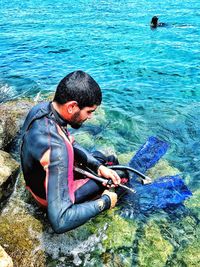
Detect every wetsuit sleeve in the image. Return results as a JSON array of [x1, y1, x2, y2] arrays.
[[46, 139, 110, 233], [35, 121, 110, 233], [73, 141, 101, 173]]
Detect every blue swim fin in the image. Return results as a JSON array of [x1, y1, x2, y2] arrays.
[[120, 136, 192, 212], [129, 136, 169, 173], [128, 175, 192, 212]]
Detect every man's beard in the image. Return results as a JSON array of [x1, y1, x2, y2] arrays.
[[69, 111, 83, 129]]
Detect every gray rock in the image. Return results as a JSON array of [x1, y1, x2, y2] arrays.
[[0, 100, 34, 150], [0, 245, 13, 267], [0, 150, 20, 209]]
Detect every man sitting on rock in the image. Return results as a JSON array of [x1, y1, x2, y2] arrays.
[[20, 70, 121, 233]]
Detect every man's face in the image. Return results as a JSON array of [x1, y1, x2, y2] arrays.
[[69, 105, 97, 129]]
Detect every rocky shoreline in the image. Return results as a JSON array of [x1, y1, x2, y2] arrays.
[[0, 99, 35, 266], [0, 98, 199, 267]]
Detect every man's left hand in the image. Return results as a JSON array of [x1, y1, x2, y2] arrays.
[[97, 165, 121, 186]]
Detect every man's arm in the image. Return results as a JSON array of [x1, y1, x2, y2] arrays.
[[73, 141, 121, 185], [73, 141, 101, 172]]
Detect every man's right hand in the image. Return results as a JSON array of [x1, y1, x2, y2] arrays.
[[102, 189, 118, 209]]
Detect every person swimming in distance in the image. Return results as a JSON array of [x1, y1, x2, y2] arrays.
[[150, 16, 168, 28]]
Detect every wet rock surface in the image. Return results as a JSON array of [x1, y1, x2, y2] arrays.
[[0, 150, 20, 209], [0, 245, 13, 267], [0, 100, 34, 151]]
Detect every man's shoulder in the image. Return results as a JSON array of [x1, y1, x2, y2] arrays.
[[22, 102, 51, 131], [24, 114, 57, 150], [28, 102, 51, 120]]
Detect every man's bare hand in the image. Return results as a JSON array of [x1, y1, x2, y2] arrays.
[[98, 165, 121, 186], [102, 189, 118, 209]]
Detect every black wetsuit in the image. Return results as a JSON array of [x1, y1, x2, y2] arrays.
[[20, 102, 111, 233]]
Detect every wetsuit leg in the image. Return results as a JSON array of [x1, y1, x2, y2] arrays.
[[74, 179, 104, 204]]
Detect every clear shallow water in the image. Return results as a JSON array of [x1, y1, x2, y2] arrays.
[[0, 0, 200, 265], [1, 0, 199, 189]]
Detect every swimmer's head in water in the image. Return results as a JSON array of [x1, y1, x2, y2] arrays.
[[151, 16, 159, 27]]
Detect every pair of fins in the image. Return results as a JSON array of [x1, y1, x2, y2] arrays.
[[75, 136, 192, 212], [123, 136, 192, 211]]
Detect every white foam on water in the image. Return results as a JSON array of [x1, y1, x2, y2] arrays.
[[0, 83, 17, 102], [35, 223, 109, 266], [33, 91, 42, 103]]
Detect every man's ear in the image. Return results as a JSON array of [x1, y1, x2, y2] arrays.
[[66, 101, 79, 113]]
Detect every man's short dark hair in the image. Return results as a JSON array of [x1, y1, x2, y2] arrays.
[[53, 70, 102, 109]]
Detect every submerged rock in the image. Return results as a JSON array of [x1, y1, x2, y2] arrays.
[[176, 227, 200, 266], [185, 189, 200, 220], [0, 99, 34, 150], [74, 131, 96, 148], [101, 210, 137, 250], [138, 220, 173, 267], [146, 159, 180, 178], [0, 150, 20, 209], [117, 151, 134, 164], [0, 245, 13, 267]]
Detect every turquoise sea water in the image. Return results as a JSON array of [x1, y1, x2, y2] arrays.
[[1, 0, 200, 189], [0, 0, 200, 265]]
